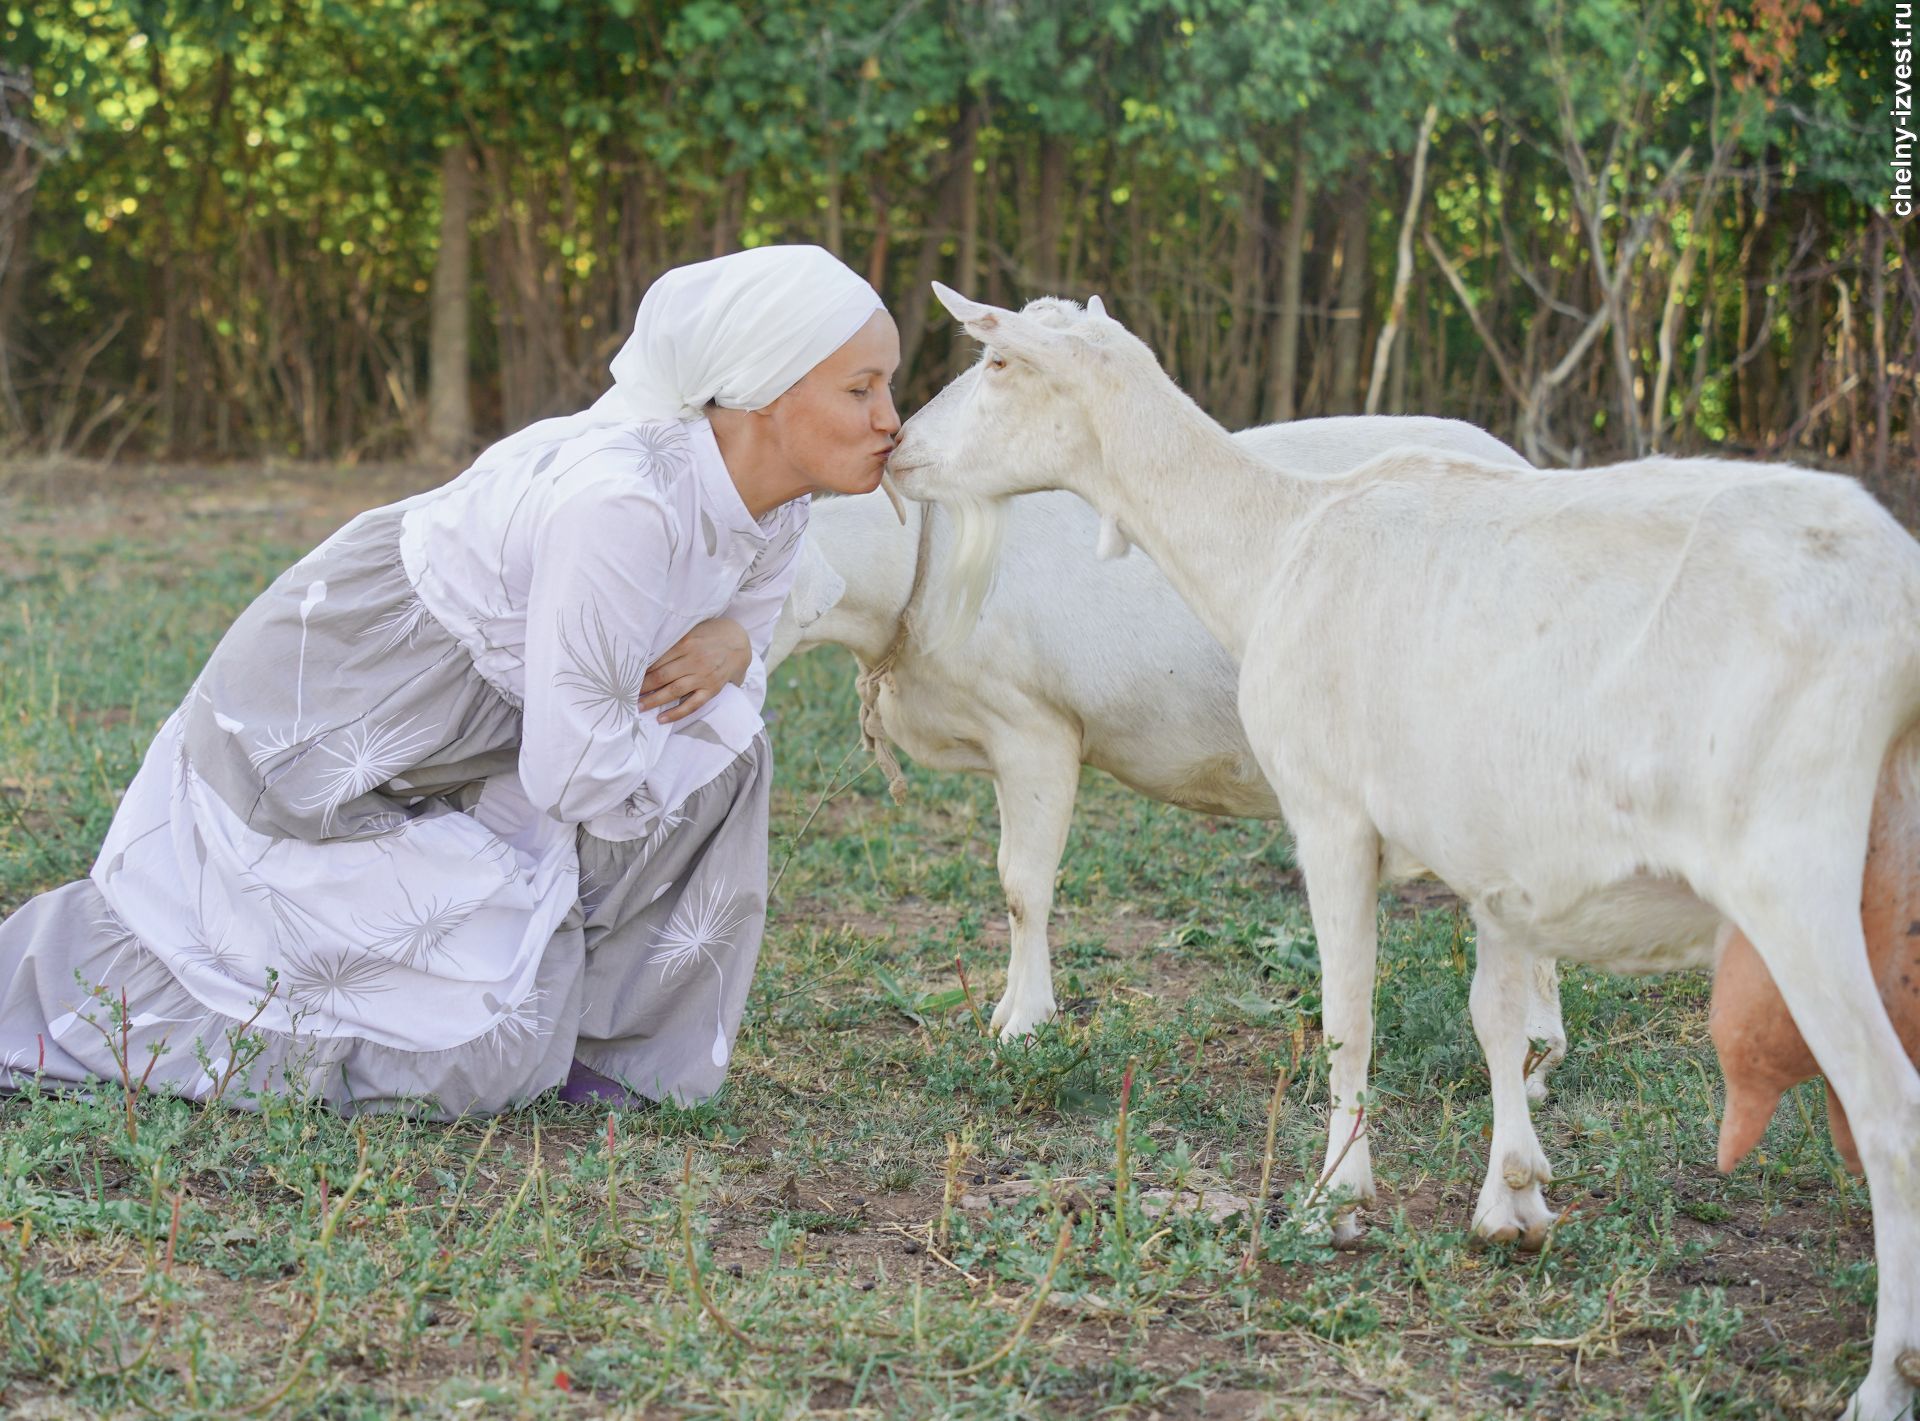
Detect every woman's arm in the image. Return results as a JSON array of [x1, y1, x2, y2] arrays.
[[638, 617, 752, 724], [714, 516, 808, 714], [520, 484, 678, 823], [637, 513, 807, 724]]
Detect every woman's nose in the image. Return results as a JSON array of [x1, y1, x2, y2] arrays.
[[875, 389, 901, 437]]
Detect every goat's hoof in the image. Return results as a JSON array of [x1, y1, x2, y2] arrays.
[[1472, 1161, 1556, 1252], [1468, 1216, 1554, 1253], [1330, 1205, 1368, 1249], [1840, 1365, 1920, 1421], [990, 997, 1057, 1041]]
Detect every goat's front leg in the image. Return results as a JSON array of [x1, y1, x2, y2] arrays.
[[986, 726, 1082, 1040], [1469, 916, 1557, 1249], [1523, 956, 1568, 1102], [1294, 815, 1381, 1245]]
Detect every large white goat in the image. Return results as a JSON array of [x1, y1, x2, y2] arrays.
[[889, 287, 1920, 1421], [770, 418, 1563, 1091]]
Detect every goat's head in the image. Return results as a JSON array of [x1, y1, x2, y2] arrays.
[[888, 285, 1140, 509], [890, 286, 1156, 644]]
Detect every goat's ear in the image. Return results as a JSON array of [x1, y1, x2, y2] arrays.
[[934, 281, 1067, 364], [1094, 510, 1132, 561], [1086, 293, 1108, 319], [931, 281, 1004, 333]]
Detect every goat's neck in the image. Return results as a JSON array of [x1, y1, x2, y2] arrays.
[[1083, 381, 1316, 658], [813, 500, 922, 664]]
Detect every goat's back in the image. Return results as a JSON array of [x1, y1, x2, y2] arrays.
[[882, 416, 1536, 817], [1239, 452, 1920, 908]]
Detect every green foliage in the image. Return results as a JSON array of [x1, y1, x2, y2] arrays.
[[3, 0, 1908, 490]]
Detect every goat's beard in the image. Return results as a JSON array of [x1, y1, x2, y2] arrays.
[[920, 493, 1009, 654]]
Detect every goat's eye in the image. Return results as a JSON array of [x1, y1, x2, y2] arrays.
[[986, 353, 1007, 371]]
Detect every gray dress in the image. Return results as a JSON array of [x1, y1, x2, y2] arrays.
[[0, 415, 798, 1116]]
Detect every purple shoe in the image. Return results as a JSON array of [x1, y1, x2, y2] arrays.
[[557, 1060, 645, 1108]]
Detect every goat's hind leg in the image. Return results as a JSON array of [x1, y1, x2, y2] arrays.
[[1293, 814, 1381, 1245], [986, 727, 1081, 1040], [1469, 918, 1558, 1249], [1729, 865, 1920, 1421]]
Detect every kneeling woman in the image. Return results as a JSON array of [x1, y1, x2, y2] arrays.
[[0, 245, 899, 1115]]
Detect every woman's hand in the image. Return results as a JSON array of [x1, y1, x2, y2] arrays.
[[640, 618, 752, 723]]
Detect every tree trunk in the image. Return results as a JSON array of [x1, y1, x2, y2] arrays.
[[896, 147, 971, 394], [1870, 217, 1890, 480], [1262, 144, 1309, 423], [1033, 133, 1067, 290], [864, 173, 891, 290], [948, 101, 983, 378], [1365, 104, 1437, 415], [1650, 129, 1736, 452], [823, 141, 844, 255], [422, 139, 474, 461], [1788, 268, 1825, 449], [1328, 173, 1370, 415], [1218, 167, 1265, 428], [0, 144, 34, 443]]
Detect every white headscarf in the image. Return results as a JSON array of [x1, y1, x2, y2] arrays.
[[598, 245, 885, 423], [438, 246, 884, 507]]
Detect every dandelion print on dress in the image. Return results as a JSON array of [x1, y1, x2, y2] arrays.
[[554, 604, 649, 733], [0, 416, 788, 1113], [246, 725, 304, 774], [549, 603, 651, 808], [364, 597, 434, 654], [475, 988, 547, 1062], [236, 856, 326, 956], [297, 714, 438, 834], [175, 931, 250, 982], [639, 804, 687, 863], [354, 889, 485, 970], [281, 944, 397, 1018], [648, 884, 745, 1068], [631, 422, 693, 480], [294, 580, 327, 730]]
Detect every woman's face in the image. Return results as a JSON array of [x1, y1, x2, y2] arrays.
[[762, 310, 902, 497]]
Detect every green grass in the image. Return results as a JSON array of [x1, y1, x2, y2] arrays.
[[0, 468, 1881, 1418]]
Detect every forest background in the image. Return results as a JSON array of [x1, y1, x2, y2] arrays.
[[2, 0, 1913, 518]]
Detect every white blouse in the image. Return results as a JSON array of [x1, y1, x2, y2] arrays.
[[399, 416, 805, 839]]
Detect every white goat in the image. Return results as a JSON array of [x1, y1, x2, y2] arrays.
[[770, 418, 1564, 1096], [889, 286, 1920, 1421]]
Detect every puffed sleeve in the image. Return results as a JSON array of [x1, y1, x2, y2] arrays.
[[721, 505, 809, 714], [520, 483, 678, 824]]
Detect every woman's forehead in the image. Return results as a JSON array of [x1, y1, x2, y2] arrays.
[[822, 311, 900, 374]]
